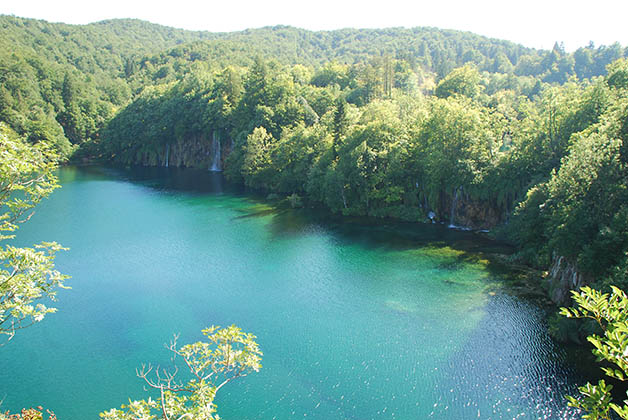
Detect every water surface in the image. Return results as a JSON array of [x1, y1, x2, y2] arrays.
[[0, 166, 579, 419]]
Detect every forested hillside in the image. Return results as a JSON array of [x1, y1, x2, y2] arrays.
[[2, 15, 625, 157], [1, 15, 627, 308]]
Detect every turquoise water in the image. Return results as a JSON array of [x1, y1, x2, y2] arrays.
[[0, 166, 579, 419]]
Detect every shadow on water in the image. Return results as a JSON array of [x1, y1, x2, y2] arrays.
[[53, 165, 594, 418], [97, 166, 523, 257], [267, 207, 514, 253], [231, 205, 290, 220], [258, 207, 533, 289], [75, 164, 242, 195], [87, 165, 539, 298]]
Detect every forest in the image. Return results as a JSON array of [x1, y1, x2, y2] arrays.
[[2, 12, 627, 305], [1, 14, 628, 419]]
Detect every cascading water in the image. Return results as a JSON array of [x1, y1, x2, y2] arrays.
[[449, 186, 461, 228], [210, 131, 222, 172], [164, 143, 170, 168]]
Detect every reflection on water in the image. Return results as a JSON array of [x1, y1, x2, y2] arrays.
[[74, 165, 232, 194], [0, 166, 581, 419]]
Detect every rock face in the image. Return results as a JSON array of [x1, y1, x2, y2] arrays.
[[546, 255, 588, 305], [166, 135, 213, 168], [124, 139, 511, 231], [122, 131, 229, 170], [453, 197, 504, 230], [431, 189, 506, 230]]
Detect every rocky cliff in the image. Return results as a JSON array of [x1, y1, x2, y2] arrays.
[[546, 255, 588, 305], [117, 130, 229, 170]]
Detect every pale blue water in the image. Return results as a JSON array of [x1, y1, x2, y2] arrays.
[[0, 166, 579, 419]]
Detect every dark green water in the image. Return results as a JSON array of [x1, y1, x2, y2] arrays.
[[0, 166, 579, 419]]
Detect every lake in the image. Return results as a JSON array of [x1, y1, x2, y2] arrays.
[[0, 166, 580, 419]]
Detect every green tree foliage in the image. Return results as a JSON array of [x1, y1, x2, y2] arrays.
[[4, 14, 628, 310], [268, 124, 330, 194], [311, 61, 350, 89], [434, 64, 481, 98], [241, 126, 276, 189], [101, 325, 262, 420], [607, 58, 628, 90], [511, 69, 627, 284], [0, 124, 68, 343], [561, 286, 628, 419], [3, 14, 623, 159], [100, 53, 626, 243], [414, 96, 494, 203], [0, 407, 57, 420], [4, 13, 628, 418]]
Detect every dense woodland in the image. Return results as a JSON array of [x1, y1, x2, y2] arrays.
[[1, 14, 627, 307], [3, 14, 628, 420]]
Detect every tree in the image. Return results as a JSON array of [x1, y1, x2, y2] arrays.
[[241, 126, 276, 189], [607, 58, 628, 90], [434, 64, 481, 99], [332, 98, 348, 158], [101, 325, 262, 420], [560, 286, 628, 419], [1, 407, 57, 420], [0, 123, 68, 344], [413, 96, 493, 217]]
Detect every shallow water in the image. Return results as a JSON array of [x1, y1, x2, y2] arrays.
[[0, 166, 580, 419]]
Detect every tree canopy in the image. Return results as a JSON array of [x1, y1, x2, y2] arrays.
[[561, 286, 628, 419], [101, 325, 262, 420], [0, 123, 68, 344]]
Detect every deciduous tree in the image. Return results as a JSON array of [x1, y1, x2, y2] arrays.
[[0, 123, 68, 344], [561, 286, 628, 419], [101, 325, 262, 420]]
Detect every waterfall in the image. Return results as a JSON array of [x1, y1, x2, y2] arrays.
[[209, 131, 222, 172], [164, 143, 170, 168], [449, 187, 461, 228]]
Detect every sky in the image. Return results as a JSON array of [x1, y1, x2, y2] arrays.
[[1, 0, 627, 52]]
